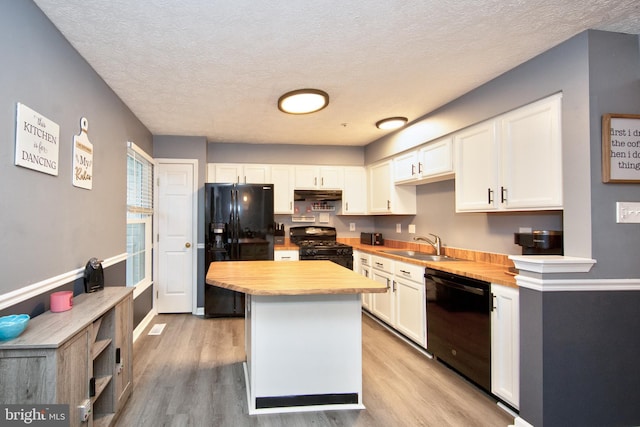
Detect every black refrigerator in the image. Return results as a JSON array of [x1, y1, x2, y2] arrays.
[[204, 183, 274, 317]]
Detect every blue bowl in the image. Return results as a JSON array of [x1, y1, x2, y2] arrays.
[[0, 314, 30, 341]]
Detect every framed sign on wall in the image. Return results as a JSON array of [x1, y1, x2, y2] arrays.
[[602, 113, 640, 183]]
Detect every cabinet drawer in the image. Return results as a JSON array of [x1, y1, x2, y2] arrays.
[[394, 261, 425, 284], [371, 255, 393, 273], [357, 253, 371, 267]]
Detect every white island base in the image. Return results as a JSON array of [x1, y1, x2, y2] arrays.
[[244, 293, 365, 414]]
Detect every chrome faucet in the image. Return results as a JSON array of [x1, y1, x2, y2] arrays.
[[414, 233, 442, 256]]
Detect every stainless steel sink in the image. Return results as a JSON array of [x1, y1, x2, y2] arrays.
[[379, 250, 459, 262]]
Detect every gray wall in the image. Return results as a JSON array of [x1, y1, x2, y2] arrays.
[[367, 32, 590, 259], [369, 30, 640, 426], [0, 1, 152, 323], [375, 179, 563, 254], [208, 142, 364, 165]]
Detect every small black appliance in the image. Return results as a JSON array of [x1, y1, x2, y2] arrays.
[[514, 230, 563, 255], [83, 257, 105, 293]]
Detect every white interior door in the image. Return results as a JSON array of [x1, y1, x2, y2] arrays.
[[156, 160, 197, 313]]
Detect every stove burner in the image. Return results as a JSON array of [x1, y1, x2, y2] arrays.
[[289, 226, 353, 269]]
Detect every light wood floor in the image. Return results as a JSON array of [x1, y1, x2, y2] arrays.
[[115, 313, 514, 427]]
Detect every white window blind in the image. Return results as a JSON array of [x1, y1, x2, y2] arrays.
[[127, 143, 153, 216], [126, 142, 153, 288]]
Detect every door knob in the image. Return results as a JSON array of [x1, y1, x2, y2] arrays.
[[185, 242, 191, 248]]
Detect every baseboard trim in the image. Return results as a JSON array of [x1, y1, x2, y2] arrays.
[[133, 308, 157, 342], [0, 253, 128, 311], [512, 416, 534, 427]]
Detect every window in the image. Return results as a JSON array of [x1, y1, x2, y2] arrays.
[[126, 142, 153, 289]]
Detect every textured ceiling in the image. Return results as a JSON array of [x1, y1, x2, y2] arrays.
[[33, 0, 640, 146]]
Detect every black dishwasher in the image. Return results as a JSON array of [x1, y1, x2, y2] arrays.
[[425, 268, 491, 392]]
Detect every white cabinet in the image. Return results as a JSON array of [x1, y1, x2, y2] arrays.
[[368, 161, 416, 214], [355, 251, 372, 310], [294, 166, 343, 189], [370, 255, 394, 324], [491, 284, 519, 409], [271, 165, 295, 214], [368, 255, 426, 347], [500, 95, 562, 209], [274, 250, 299, 261], [393, 151, 420, 183], [207, 163, 271, 184], [341, 167, 367, 215], [455, 94, 562, 212], [454, 121, 500, 211], [393, 137, 454, 185], [420, 137, 454, 182], [393, 261, 426, 347]]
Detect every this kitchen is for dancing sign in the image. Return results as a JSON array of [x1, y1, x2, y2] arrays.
[[15, 103, 60, 176]]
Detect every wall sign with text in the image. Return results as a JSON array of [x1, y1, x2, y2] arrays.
[[72, 117, 93, 190], [15, 103, 60, 176], [602, 113, 640, 183]]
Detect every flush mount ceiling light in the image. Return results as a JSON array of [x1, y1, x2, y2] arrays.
[[278, 89, 329, 114], [376, 116, 408, 130]]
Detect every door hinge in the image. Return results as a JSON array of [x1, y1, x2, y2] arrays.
[[156, 290, 159, 299]]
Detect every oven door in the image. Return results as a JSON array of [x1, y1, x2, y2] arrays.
[[425, 269, 491, 391]]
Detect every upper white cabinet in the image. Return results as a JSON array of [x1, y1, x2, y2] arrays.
[[341, 167, 367, 215], [454, 121, 500, 211], [271, 165, 295, 214], [491, 284, 519, 409], [455, 94, 562, 212], [207, 163, 271, 184], [394, 137, 454, 185], [369, 161, 416, 214], [500, 94, 562, 210], [294, 166, 343, 189]]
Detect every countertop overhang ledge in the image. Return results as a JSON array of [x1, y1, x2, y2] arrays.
[[206, 260, 387, 295], [509, 255, 596, 274]]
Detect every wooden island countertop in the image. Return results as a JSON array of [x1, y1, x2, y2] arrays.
[[206, 260, 387, 296]]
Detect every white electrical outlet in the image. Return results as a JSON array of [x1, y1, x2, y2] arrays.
[[396, 223, 402, 233], [616, 202, 640, 223], [408, 224, 416, 234], [349, 222, 356, 231]]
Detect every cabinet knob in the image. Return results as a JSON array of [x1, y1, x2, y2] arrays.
[[185, 242, 191, 248]]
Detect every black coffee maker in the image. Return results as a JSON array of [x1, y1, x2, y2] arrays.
[[83, 257, 105, 293], [514, 230, 563, 255]]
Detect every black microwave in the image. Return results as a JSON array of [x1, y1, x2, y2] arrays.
[[360, 232, 384, 246]]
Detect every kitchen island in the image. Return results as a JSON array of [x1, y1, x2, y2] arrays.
[[206, 260, 387, 414]]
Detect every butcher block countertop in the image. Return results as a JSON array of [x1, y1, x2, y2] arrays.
[[206, 260, 388, 296], [349, 243, 518, 288]]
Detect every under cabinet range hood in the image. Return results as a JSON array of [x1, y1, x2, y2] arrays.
[[293, 189, 342, 201]]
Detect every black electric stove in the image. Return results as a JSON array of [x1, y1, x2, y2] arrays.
[[289, 226, 353, 269]]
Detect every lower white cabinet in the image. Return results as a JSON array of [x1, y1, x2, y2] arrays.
[[370, 256, 394, 325], [354, 251, 372, 310], [369, 255, 426, 347], [393, 261, 426, 347], [491, 283, 520, 409], [274, 250, 299, 261]]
